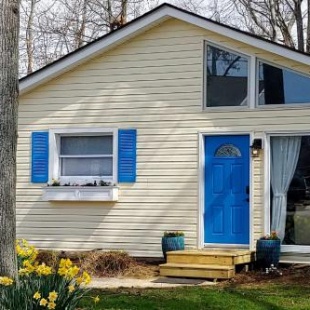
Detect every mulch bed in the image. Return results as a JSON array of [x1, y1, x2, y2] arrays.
[[225, 264, 310, 287]]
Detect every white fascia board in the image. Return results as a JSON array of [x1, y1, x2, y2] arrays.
[[20, 7, 171, 95], [166, 7, 310, 66]]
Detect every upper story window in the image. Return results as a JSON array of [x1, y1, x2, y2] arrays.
[[258, 61, 310, 106], [205, 44, 249, 108]]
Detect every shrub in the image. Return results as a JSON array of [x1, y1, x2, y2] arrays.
[[0, 240, 98, 310], [163, 231, 184, 237], [260, 231, 280, 240]]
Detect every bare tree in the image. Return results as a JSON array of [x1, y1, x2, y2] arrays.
[[307, 0, 310, 51], [0, 0, 19, 278], [232, 0, 309, 52], [23, 0, 37, 74]]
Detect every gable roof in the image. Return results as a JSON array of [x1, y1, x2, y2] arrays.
[[20, 3, 310, 95]]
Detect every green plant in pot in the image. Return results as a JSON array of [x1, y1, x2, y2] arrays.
[[256, 231, 281, 269], [161, 231, 185, 261]]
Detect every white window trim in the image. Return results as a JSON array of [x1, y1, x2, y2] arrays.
[[49, 128, 118, 185], [265, 130, 310, 253], [203, 41, 252, 111], [256, 59, 310, 109]]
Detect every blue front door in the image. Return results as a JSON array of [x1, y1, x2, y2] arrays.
[[204, 135, 250, 245]]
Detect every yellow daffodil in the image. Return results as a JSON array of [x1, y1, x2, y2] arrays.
[[22, 260, 36, 274], [47, 301, 56, 310], [33, 291, 41, 300], [0, 276, 13, 286], [59, 258, 72, 269], [40, 298, 48, 306], [16, 239, 38, 261], [58, 258, 73, 277], [36, 263, 52, 276], [48, 291, 58, 302], [76, 271, 91, 285], [82, 271, 91, 285], [68, 285, 75, 293], [58, 258, 80, 280], [67, 265, 80, 279], [94, 295, 100, 304]]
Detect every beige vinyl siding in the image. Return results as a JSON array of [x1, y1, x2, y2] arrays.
[[18, 17, 310, 256]]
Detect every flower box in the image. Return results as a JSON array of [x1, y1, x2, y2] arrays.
[[42, 186, 119, 202]]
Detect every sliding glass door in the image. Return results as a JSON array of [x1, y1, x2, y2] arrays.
[[270, 135, 310, 247]]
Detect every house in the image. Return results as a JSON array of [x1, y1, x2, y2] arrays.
[[18, 3, 310, 261]]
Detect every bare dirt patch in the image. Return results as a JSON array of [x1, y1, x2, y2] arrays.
[[223, 264, 310, 288]]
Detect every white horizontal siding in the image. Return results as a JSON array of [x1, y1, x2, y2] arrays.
[[18, 18, 310, 256]]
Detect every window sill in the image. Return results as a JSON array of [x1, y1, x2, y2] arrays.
[[203, 106, 252, 113], [42, 186, 119, 202]]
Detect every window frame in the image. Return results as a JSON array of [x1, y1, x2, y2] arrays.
[[49, 128, 118, 185], [203, 41, 251, 110], [256, 59, 310, 109]]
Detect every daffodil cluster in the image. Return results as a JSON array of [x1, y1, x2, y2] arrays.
[[16, 239, 38, 262], [33, 290, 58, 309], [0, 240, 94, 310], [0, 277, 14, 286], [57, 258, 91, 285], [58, 258, 80, 279]]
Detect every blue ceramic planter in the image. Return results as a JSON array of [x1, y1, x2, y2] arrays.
[[161, 236, 185, 261], [256, 239, 281, 268]]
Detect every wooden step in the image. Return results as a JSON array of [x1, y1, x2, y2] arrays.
[[167, 250, 254, 266], [160, 263, 235, 279]]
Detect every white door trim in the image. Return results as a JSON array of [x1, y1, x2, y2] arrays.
[[198, 130, 254, 250]]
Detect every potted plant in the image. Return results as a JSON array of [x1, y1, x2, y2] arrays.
[[161, 231, 185, 261], [256, 231, 281, 268]]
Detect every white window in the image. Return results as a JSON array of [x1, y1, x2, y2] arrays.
[[257, 61, 310, 106], [49, 128, 117, 185], [204, 43, 250, 108]]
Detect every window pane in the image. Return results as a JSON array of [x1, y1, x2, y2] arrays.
[[258, 62, 310, 105], [206, 45, 248, 107], [60, 136, 113, 155], [61, 157, 113, 176], [215, 144, 241, 157]]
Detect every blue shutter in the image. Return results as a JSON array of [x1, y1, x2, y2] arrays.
[[118, 129, 137, 183], [31, 132, 49, 183]]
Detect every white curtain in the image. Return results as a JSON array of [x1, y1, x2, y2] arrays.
[[271, 136, 301, 241]]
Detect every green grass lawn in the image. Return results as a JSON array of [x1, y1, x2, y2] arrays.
[[79, 284, 310, 310]]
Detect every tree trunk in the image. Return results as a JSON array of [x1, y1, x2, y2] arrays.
[[121, 0, 127, 24], [75, 0, 87, 49], [307, 0, 310, 52], [295, 0, 304, 51], [0, 0, 19, 278], [26, 0, 35, 74]]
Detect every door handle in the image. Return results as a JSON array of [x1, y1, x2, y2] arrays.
[[245, 186, 250, 195]]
